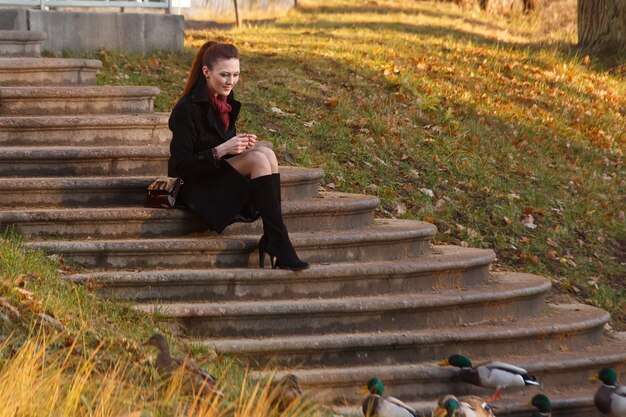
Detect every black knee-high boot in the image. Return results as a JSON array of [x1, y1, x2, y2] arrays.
[[271, 172, 282, 207], [251, 175, 309, 271], [257, 173, 281, 252]]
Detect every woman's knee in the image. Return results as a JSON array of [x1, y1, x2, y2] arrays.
[[253, 146, 278, 171], [227, 151, 269, 177], [245, 150, 272, 175]]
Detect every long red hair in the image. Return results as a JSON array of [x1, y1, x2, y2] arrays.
[[180, 41, 240, 98]]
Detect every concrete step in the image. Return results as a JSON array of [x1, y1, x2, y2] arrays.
[[0, 167, 324, 209], [136, 272, 550, 338], [0, 146, 168, 176], [26, 219, 436, 269], [284, 333, 626, 405], [0, 192, 379, 238], [0, 86, 159, 115], [196, 303, 608, 368], [0, 58, 101, 86], [468, 391, 601, 417], [0, 30, 46, 57], [0, 176, 154, 208], [67, 246, 495, 302], [0, 114, 169, 146], [335, 386, 607, 417], [0, 167, 323, 207]]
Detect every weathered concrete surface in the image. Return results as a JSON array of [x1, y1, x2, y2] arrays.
[[0, 145, 169, 176], [0, 57, 101, 85], [0, 86, 159, 115], [0, 192, 380, 238], [135, 273, 550, 338], [0, 166, 322, 208], [26, 219, 436, 269], [67, 246, 495, 302], [199, 303, 609, 367], [0, 29, 45, 56], [0, 10, 183, 54], [0, 113, 170, 146], [280, 335, 626, 406]]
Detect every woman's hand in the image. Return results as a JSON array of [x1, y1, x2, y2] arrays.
[[215, 134, 254, 158], [243, 133, 257, 149]]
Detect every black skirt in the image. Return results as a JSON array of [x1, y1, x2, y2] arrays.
[[177, 161, 259, 233]]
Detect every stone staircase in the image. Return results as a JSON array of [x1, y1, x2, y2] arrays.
[[0, 30, 624, 417]]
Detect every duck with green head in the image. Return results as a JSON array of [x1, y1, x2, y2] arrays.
[[439, 354, 539, 401], [434, 394, 495, 417], [360, 377, 422, 417], [530, 394, 552, 417], [591, 367, 626, 417]]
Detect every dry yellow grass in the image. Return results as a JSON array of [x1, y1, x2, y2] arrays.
[[0, 330, 320, 417]]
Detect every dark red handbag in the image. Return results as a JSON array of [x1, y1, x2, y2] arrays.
[[144, 177, 183, 209]]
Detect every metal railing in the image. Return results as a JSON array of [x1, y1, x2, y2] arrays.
[[0, 0, 170, 10]]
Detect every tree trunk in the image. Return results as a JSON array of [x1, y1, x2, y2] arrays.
[[233, 0, 241, 27], [578, 0, 626, 53], [480, 0, 538, 14]]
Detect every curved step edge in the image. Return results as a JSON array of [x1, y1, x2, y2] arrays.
[[196, 303, 609, 367], [268, 333, 626, 404], [136, 273, 550, 337], [25, 219, 437, 269], [0, 192, 379, 238], [67, 246, 495, 301]]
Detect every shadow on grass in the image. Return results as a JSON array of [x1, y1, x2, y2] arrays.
[[184, 18, 278, 31], [291, 3, 625, 74], [269, 20, 605, 107], [296, 3, 465, 21]]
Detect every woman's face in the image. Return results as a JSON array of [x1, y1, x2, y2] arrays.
[[203, 58, 240, 97]]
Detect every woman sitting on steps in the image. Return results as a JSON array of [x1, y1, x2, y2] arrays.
[[167, 40, 309, 271]]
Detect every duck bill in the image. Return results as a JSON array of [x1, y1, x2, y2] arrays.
[[589, 375, 600, 382], [434, 406, 448, 417], [357, 386, 369, 395], [437, 359, 450, 366]]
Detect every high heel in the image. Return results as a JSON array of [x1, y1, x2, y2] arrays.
[[258, 234, 307, 270], [251, 175, 310, 272]]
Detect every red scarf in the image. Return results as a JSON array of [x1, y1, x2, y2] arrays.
[[208, 92, 232, 132]]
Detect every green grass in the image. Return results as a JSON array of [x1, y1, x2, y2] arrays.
[[63, 0, 624, 326]]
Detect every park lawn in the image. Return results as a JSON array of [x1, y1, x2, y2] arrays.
[[85, 0, 624, 325]]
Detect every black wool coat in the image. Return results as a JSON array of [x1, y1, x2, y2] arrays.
[[168, 78, 257, 233]]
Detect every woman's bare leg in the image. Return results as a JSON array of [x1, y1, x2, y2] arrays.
[[226, 150, 272, 179], [249, 146, 278, 174]]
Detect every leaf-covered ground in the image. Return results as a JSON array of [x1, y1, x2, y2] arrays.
[[68, 0, 624, 324]]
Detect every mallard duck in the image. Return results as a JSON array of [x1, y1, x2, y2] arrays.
[[439, 354, 539, 401], [530, 394, 552, 417], [360, 377, 422, 417], [434, 394, 495, 417], [269, 373, 303, 412], [144, 333, 221, 396], [592, 367, 626, 417]]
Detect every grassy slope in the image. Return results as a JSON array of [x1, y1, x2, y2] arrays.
[[80, 0, 624, 324]]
